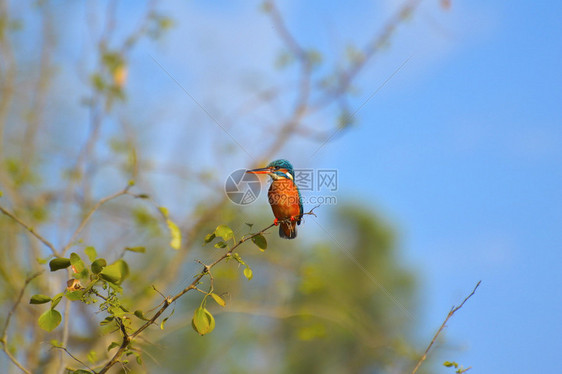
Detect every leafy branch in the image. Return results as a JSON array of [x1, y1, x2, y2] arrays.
[[96, 207, 318, 374], [411, 281, 481, 374]]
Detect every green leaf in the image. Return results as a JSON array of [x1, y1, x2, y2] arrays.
[[70, 252, 86, 273], [30, 294, 52, 304], [134, 310, 149, 321], [51, 293, 63, 309], [36, 256, 50, 265], [243, 267, 253, 280], [160, 309, 174, 330], [214, 241, 227, 249], [87, 350, 97, 363], [91, 258, 107, 274], [71, 370, 91, 374], [443, 361, 458, 368], [38, 309, 62, 332], [50, 339, 63, 348], [65, 290, 83, 301], [100, 316, 115, 326], [215, 224, 233, 241], [107, 341, 120, 351], [99, 259, 129, 284], [125, 246, 146, 253], [117, 259, 129, 281], [166, 219, 181, 250], [91, 73, 105, 92], [210, 293, 226, 307], [49, 257, 71, 271], [158, 206, 169, 218], [251, 234, 267, 251], [84, 246, 97, 262], [232, 253, 246, 266], [99, 263, 121, 284], [204, 233, 215, 244], [191, 306, 215, 336]]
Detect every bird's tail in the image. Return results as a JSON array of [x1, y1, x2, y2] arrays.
[[279, 221, 297, 239]]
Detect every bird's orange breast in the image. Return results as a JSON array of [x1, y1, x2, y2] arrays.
[[268, 179, 301, 220]]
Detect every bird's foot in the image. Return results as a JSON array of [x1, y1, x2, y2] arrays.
[[273, 218, 279, 226], [290, 216, 297, 222]]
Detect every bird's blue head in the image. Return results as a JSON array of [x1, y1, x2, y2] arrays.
[[246, 159, 295, 181]]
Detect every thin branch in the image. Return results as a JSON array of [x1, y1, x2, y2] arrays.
[[262, 1, 312, 161], [53, 346, 96, 374], [1, 270, 44, 374], [411, 281, 482, 374], [0, 206, 59, 256], [61, 184, 134, 254], [97, 208, 319, 374], [58, 294, 72, 374], [264, 1, 306, 59]]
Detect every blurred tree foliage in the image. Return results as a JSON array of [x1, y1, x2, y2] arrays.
[[0, 1, 445, 373], [149, 205, 418, 374]]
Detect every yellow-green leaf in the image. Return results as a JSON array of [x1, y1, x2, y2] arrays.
[[38, 309, 62, 332], [70, 253, 85, 273], [50, 339, 63, 348], [215, 225, 233, 241], [214, 241, 227, 249], [166, 219, 181, 250], [65, 290, 83, 301], [134, 310, 148, 320], [87, 350, 97, 363], [191, 306, 215, 336], [99, 263, 121, 284], [107, 341, 120, 351], [125, 246, 145, 253], [30, 294, 51, 304], [251, 234, 267, 251], [243, 267, 253, 280], [210, 293, 226, 307], [204, 233, 215, 244], [51, 293, 63, 309], [84, 246, 97, 262], [158, 206, 169, 218], [160, 309, 174, 330]]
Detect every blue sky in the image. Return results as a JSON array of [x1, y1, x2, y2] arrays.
[[137, 0, 561, 372], [310, 1, 562, 372], [15, 0, 560, 372]]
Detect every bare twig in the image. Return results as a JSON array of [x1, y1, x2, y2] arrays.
[[97, 208, 319, 374], [1, 270, 44, 374], [61, 184, 134, 254], [411, 281, 482, 374], [53, 346, 96, 374], [0, 206, 59, 256]]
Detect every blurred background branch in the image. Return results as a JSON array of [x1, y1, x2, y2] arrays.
[[0, 1, 463, 373]]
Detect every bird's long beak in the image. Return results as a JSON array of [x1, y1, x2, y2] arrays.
[[246, 167, 272, 174]]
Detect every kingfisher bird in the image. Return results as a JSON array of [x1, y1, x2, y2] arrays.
[[246, 159, 303, 239]]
